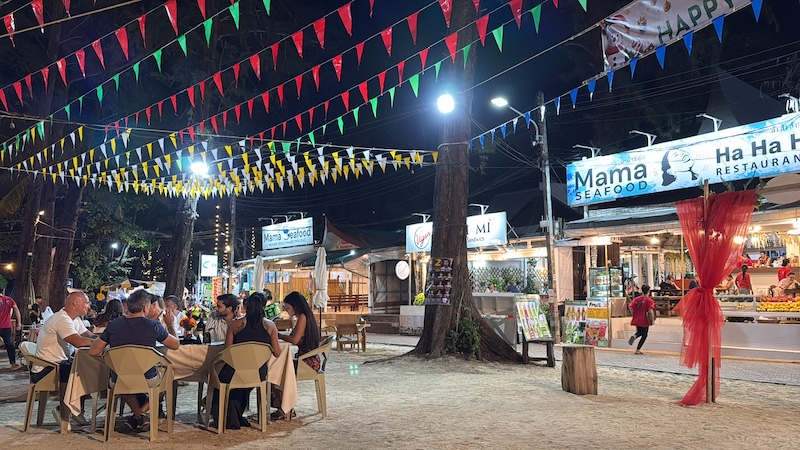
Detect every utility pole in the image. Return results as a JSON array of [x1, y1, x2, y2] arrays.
[[536, 90, 559, 342], [229, 196, 236, 293]]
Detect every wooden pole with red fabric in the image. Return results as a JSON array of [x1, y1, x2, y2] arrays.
[[704, 180, 713, 404]]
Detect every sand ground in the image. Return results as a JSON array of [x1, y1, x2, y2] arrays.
[[0, 343, 798, 449]]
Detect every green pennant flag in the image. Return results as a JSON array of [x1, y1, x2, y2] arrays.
[[153, 49, 163, 72], [203, 18, 213, 47], [492, 26, 504, 52], [337, 116, 344, 134], [388, 87, 396, 106], [308, 131, 315, 147], [281, 141, 291, 155], [369, 97, 378, 117], [322, 123, 327, 135], [178, 35, 188, 56], [578, 0, 587, 12], [65, 104, 71, 121], [462, 43, 472, 69], [113, 74, 120, 91], [531, 5, 542, 33], [229, 3, 240, 30], [353, 105, 360, 126], [409, 73, 420, 97], [15, 135, 19, 151], [434, 61, 442, 80], [78, 95, 84, 113], [262, 0, 271, 15], [96, 85, 104, 104], [133, 62, 140, 82], [37, 121, 45, 139]]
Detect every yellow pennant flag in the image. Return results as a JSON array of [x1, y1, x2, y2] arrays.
[[44, 147, 49, 161], [172, 175, 178, 184], [72, 156, 78, 168], [432, 151, 439, 163], [331, 171, 338, 183], [29, 156, 35, 167], [169, 133, 177, 149], [243, 164, 250, 176], [333, 152, 340, 167], [414, 152, 422, 163], [390, 150, 397, 159], [134, 183, 139, 194], [404, 157, 411, 170], [188, 145, 195, 157], [60, 137, 65, 150], [52, 173, 57, 183], [200, 152, 207, 163], [57, 162, 63, 173], [304, 152, 311, 169], [104, 159, 109, 169], [277, 160, 285, 176], [217, 162, 223, 173], [242, 153, 249, 166], [343, 165, 350, 178], [110, 139, 116, 154], [78, 126, 84, 141], [165, 154, 172, 168], [89, 148, 95, 161], [354, 166, 360, 179], [270, 154, 276, 166], [125, 151, 131, 162], [142, 162, 149, 177], [225, 145, 233, 158], [147, 143, 153, 158], [324, 161, 330, 175], [30, 128, 36, 143]]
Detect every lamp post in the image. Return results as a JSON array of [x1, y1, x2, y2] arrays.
[[110, 242, 119, 260]]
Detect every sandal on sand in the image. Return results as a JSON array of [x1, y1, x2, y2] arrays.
[[635, 351, 644, 355], [270, 409, 296, 421]]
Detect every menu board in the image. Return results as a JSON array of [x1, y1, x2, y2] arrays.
[[212, 277, 223, 302], [563, 301, 587, 344], [515, 295, 552, 340], [424, 257, 453, 305], [584, 300, 609, 347]]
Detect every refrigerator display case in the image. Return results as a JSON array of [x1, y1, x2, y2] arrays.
[[585, 267, 624, 347]]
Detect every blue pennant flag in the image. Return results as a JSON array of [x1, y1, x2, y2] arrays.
[[751, 0, 762, 21], [630, 57, 638, 78], [713, 15, 725, 42], [469, 140, 473, 152], [490, 128, 495, 142], [607, 71, 614, 91], [479, 135, 485, 148], [683, 31, 694, 55], [524, 111, 531, 127], [500, 123, 507, 138], [587, 79, 596, 101], [512, 117, 518, 134], [570, 88, 578, 108], [555, 97, 561, 115], [655, 45, 666, 69]]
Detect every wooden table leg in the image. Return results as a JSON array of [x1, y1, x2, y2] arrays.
[[360, 329, 367, 352], [522, 340, 529, 364]]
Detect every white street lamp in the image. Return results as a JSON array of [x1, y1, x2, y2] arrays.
[[437, 94, 455, 114]]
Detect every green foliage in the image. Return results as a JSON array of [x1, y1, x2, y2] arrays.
[[413, 292, 425, 306], [447, 315, 481, 359], [71, 244, 128, 292]]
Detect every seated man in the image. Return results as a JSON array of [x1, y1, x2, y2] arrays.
[[659, 275, 680, 294], [33, 291, 97, 426], [206, 294, 239, 343], [775, 272, 800, 296], [89, 289, 179, 432]]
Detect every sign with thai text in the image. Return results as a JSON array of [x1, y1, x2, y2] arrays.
[[405, 212, 508, 252], [261, 217, 314, 250]]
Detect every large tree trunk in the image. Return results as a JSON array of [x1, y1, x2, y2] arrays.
[[164, 196, 199, 300], [12, 177, 42, 318], [413, 0, 521, 362], [33, 182, 56, 299], [47, 183, 83, 312]]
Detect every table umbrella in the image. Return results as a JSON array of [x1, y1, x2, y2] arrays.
[[312, 247, 329, 335], [252, 255, 265, 293]]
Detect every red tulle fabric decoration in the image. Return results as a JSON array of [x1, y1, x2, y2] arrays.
[[673, 190, 757, 405]]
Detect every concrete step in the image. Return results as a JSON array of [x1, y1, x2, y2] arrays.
[[610, 339, 800, 360], [611, 338, 682, 353], [616, 330, 684, 343]]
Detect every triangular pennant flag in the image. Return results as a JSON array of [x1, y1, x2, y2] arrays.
[[271, 42, 279, 70], [407, 12, 419, 44], [261, 91, 270, 113], [683, 31, 694, 55], [0, 90, 7, 112], [353, 105, 360, 125], [153, 49, 163, 72], [630, 57, 638, 78], [445, 32, 458, 62], [378, 70, 387, 92], [438, 0, 452, 27], [476, 14, 488, 45], [311, 65, 321, 91], [3, 13, 15, 46], [291, 30, 303, 57], [56, 58, 67, 85], [607, 70, 614, 91], [213, 72, 224, 96], [249, 54, 261, 80], [570, 88, 578, 108], [491, 26, 503, 52], [462, 43, 472, 68], [234, 104, 241, 123], [509, 0, 523, 28], [381, 27, 393, 56], [333, 54, 343, 81], [370, 97, 378, 117], [358, 81, 368, 103], [199, 80, 206, 102], [133, 61, 140, 82], [92, 39, 105, 69], [295, 74, 303, 98], [419, 47, 429, 71], [553, 0, 559, 7], [313, 18, 325, 49], [409, 74, 420, 97], [178, 35, 187, 56], [356, 42, 365, 66], [96, 85, 104, 104], [655, 44, 666, 69], [32, 0, 44, 28], [388, 87, 395, 106], [165, 0, 179, 35], [187, 85, 195, 107], [338, 3, 352, 36], [277, 83, 285, 106], [262, 0, 271, 15], [531, 4, 542, 32], [138, 15, 146, 44], [397, 60, 405, 85], [197, 0, 207, 19], [203, 18, 213, 46], [587, 79, 596, 101], [751, 0, 763, 22], [75, 49, 86, 78], [577, 0, 587, 12], [341, 91, 350, 110], [337, 116, 344, 134], [12, 81, 22, 105], [434, 61, 442, 80], [712, 15, 724, 42], [41, 67, 49, 91]]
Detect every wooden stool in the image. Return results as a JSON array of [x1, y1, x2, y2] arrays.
[[560, 344, 597, 395], [521, 339, 555, 367]]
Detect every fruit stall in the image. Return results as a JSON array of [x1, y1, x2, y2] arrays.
[[715, 294, 800, 359]]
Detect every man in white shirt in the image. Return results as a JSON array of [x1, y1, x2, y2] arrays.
[[34, 291, 97, 426], [206, 294, 239, 343], [164, 295, 186, 338]]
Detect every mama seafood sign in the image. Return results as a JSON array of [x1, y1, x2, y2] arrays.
[[567, 113, 800, 206], [261, 217, 314, 250]]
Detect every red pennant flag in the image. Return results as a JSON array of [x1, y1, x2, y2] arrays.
[[211, 115, 219, 134], [124, 116, 129, 129], [270, 42, 279, 70], [165, 0, 178, 36], [407, 12, 419, 44], [62, 0, 71, 15], [198, 121, 204, 134], [115, 27, 129, 60], [324, 100, 330, 118], [137, 15, 146, 45], [196, 0, 207, 19], [249, 135, 254, 149], [295, 114, 302, 132], [145, 106, 152, 124], [341, 91, 350, 111], [312, 65, 320, 90], [114, 121, 120, 136], [552, 0, 558, 7], [24, 74, 33, 97], [280, 121, 286, 137], [135, 112, 140, 125], [56, 58, 67, 85], [222, 110, 228, 128], [476, 14, 489, 45], [177, 128, 184, 141], [234, 104, 241, 123], [4, 14, 15, 46], [380, 27, 393, 56], [445, 32, 458, 62], [188, 126, 195, 141], [291, 30, 304, 58], [277, 83, 285, 106], [378, 71, 386, 92], [170, 94, 177, 113], [261, 92, 270, 113], [31, 0, 44, 28], [249, 54, 261, 80], [75, 49, 87, 78], [369, 0, 374, 17], [313, 18, 325, 49], [259, 131, 264, 143], [473, 0, 480, 12], [308, 106, 314, 125], [187, 85, 195, 107], [247, 98, 254, 117], [510, 0, 523, 28], [438, 0, 452, 27], [333, 54, 343, 81], [199, 80, 206, 102], [12, 81, 22, 105], [419, 47, 429, 70], [41, 67, 49, 91], [213, 72, 224, 96], [0, 90, 7, 111], [158, 100, 164, 118], [232, 63, 240, 87], [356, 42, 365, 66], [270, 126, 275, 139], [397, 61, 405, 86], [295, 74, 303, 99], [358, 81, 368, 103], [337, 3, 352, 36], [92, 39, 105, 69]]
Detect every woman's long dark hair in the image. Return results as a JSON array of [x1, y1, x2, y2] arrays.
[[244, 292, 266, 328], [94, 299, 123, 327], [283, 291, 319, 349]]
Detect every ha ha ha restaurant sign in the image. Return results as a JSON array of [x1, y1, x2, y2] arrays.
[[566, 112, 800, 206]]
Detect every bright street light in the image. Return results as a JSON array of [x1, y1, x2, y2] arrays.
[[490, 97, 509, 108], [111, 242, 119, 249], [191, 161, 209, 176], [490, 97, 541, 143], [437, 94, 455, 114]]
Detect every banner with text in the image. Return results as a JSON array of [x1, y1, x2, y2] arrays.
[[601, 0, 750, 72], [405, 212, 508, 253], [262, 217, 314, 250], [567, 112, 800, 206]]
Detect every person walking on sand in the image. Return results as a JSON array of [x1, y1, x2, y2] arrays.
[[628, 285, 655, 355]]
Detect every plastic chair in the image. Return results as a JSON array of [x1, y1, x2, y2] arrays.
[[205, 342, 272, 434], [102, 345, 174, 442], [19, 342, 64, 432], [335, 323, 365, 353], [296, 336, 334, 418]]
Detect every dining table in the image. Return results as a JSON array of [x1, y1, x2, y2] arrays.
[[64, 341, 298, 423]]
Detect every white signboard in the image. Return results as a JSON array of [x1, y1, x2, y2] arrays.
[[602, 0, 749, 72], [395, 260, 410, 280], [262, 217, 314, 250], [405, 212, 508, 252], [567, 113, 800, 206], [199, 254, 218, 278]]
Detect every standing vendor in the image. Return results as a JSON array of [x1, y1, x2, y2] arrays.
[[757, 251, 771, 268], [735, 265, 753, 294], [778, 259, 791, 281]]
